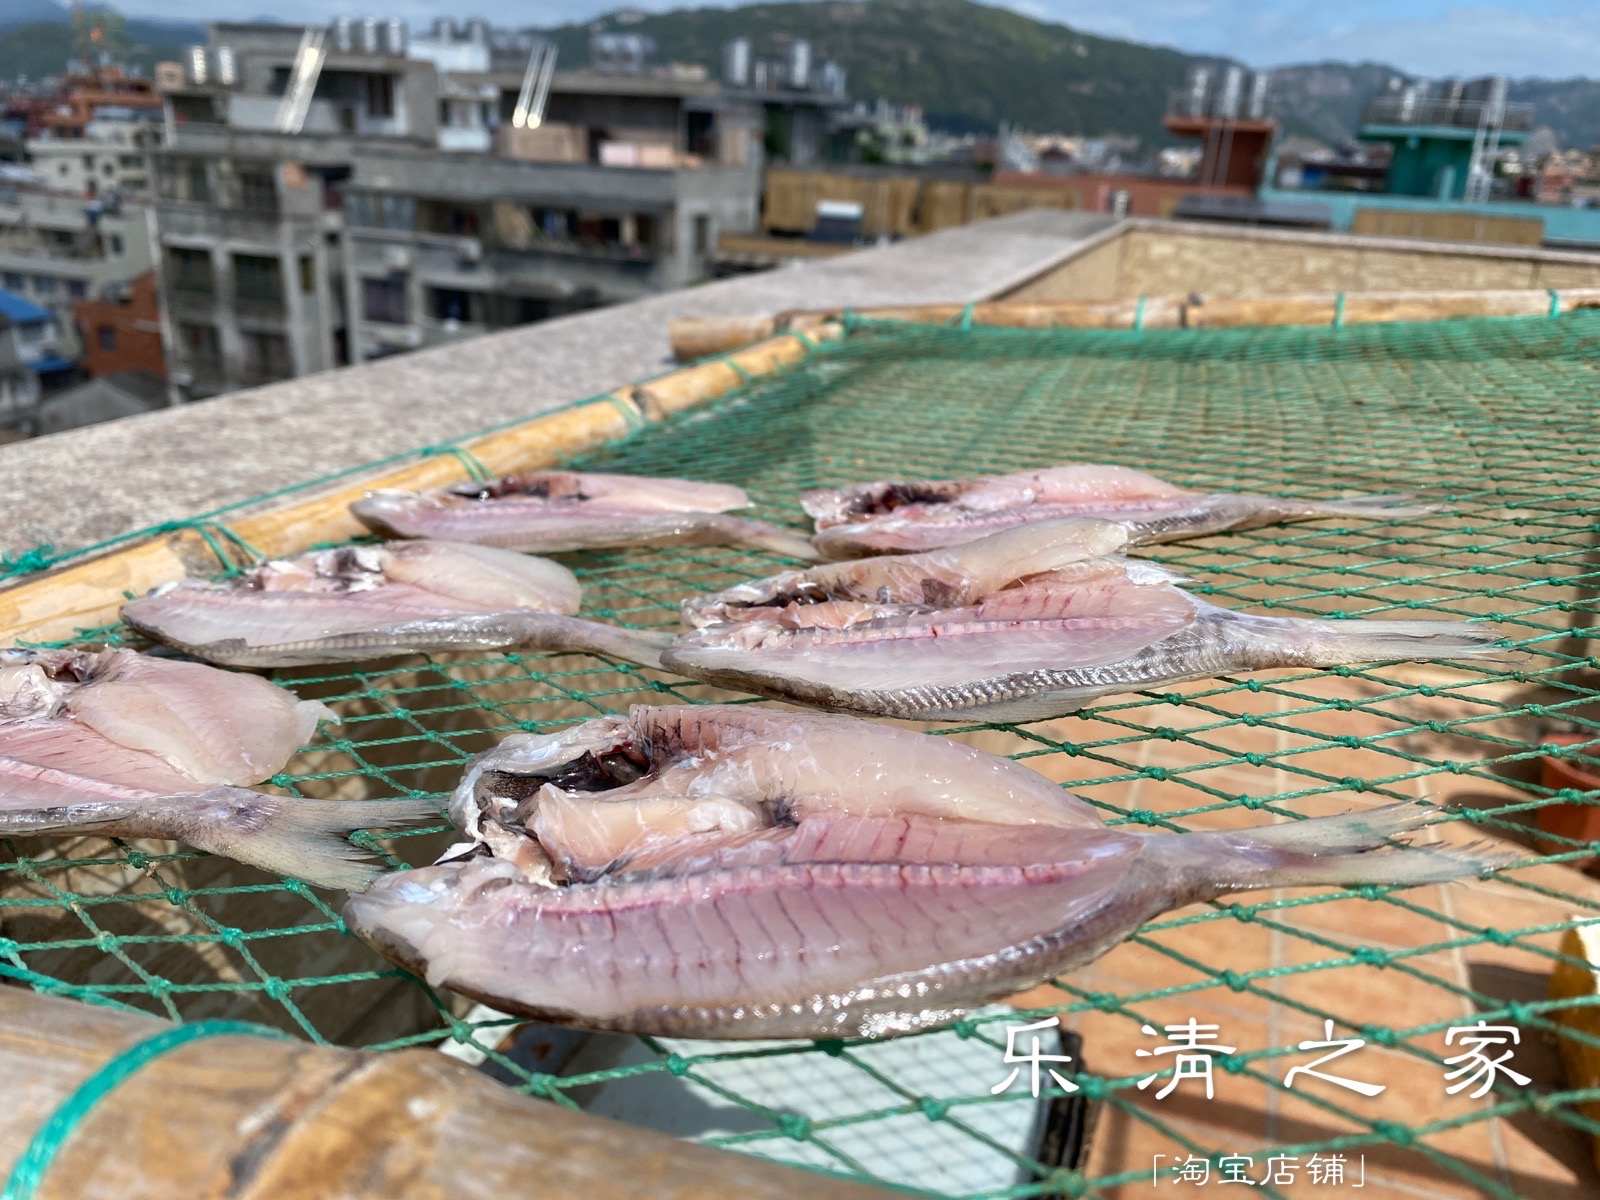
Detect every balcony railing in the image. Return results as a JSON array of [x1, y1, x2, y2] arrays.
[[1361, 97, 1535, 133]]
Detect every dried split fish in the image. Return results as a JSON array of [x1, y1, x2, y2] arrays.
[[345, 705, 1501, 1040], [662, 522, 1505, 723], [0, 649, 434, 888], [804, 464, 1435, 558], [352, 470, 818, 560], [123, 540, 671, 669]]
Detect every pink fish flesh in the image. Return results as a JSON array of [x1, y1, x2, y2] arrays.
[[344, 705, 1500, 1039], [662, 528, 1505, 722], [803, 464, 1436, 558], [0, 649, 435, 888], [351, 470, 818, 560], [123, 540, 671, 669]]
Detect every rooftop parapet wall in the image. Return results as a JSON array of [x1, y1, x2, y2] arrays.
[[0, 210, 1114, 558]]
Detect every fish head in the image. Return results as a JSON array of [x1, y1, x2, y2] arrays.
[[446, 714, 646, 840]]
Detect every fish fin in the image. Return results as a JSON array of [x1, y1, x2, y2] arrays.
[[1287, 493, 1442, 521], [733, 521, 822, 562], [1292, 618, 1519, 668], [177, 792, 443, 891], [506, 615, 675, 669], [1194, 802, 1512, 891]]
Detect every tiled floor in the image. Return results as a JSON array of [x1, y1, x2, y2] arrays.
[[997, 665, 1600, 1199]]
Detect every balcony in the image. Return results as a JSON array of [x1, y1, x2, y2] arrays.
[[1361, 97, 1535, 134]]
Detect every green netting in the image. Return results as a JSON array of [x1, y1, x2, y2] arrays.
[[6, 310, 1600, 1197]]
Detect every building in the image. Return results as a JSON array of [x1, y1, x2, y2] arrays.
[[27, 114, 160, 200], [0, 289, 76, 430], [151, 20, 773, 398], [1358, 78, 1532, 202], [0, 66, 162, 377], [1162, 66, 1276, 191], [73, 270, 166, 380]]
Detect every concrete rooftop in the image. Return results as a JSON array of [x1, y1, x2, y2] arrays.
[[0, 210, 1114, 559]]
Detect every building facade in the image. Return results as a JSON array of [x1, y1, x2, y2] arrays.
[[151, 21, 772, 398]]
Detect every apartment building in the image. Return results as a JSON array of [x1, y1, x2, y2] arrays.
[[151, 20, 803, 397]]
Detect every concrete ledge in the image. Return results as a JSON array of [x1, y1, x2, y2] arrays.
[[0, 210, 1114, 558]]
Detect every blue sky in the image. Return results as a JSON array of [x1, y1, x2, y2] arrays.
[[114, 0, 1599, 78]]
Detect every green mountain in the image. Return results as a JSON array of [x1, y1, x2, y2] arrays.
[[544, 0, 1600, 151], [0, 13, 203, 83], [543, 0, 1200, 147]]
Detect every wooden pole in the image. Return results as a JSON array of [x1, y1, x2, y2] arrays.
[[0, 988, 893, 1200], [0, 325, 838, 649], [666, 288, 1600, 361]]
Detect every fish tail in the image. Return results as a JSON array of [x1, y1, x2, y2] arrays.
[[184, 793, 443, 891], [1288, 616, 1516, 668], [731, 519, 823, 562], [0, 790, 442, 891], [1232, 612, 1516, 670], [1285, 493, 1442, 521], [506, 614, 675, 668], [1152, 802, 1509, 895]]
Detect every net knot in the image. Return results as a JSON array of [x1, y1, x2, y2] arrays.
[[776, 1112, 812, 1141], [1373, 1120, 1413, 1147], [665, 1053, 691, 1077], [919, 1098, 949, 1121], [1, 543, 57, 578], [1352, 945, 1387, 965]]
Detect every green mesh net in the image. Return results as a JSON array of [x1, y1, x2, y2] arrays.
[[5, 311, 1600, 1198]]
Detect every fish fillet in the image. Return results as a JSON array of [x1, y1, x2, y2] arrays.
[[123, 540, 671, 669], [351, 470, 818, 559], [803, 464, 1436, 558], [663, 551, 1507, 722], [0, 649, 435, 888], [344, 705, 1502, 1039]]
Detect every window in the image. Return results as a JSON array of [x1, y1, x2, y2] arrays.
[[179, 321, 221, 367], [428, 287, 484, 323], [366, 74, 394, 119], [32, 276, 57, 296], [362, 274, 408, 324], [57, 163, 69, 176], [103, 162, 114, 176], [97, 325, 118, 351], [298, 255, 314, 294], [438, 100, 451, 126], [238, 168, 277, 215], [242, 331, 292, 381], [82, 154, 94, 170], [67, 280, 86, 300], [168, 247, 213, 293], [232, 254, 283, 306], [109, 234, 124, 255], [692, 213, 710, 255], [119, 154, 141, 168], [1, 272, 22, 291], [186, 162, 209, 203]]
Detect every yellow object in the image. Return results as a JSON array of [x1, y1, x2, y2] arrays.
[[1549, 922, 1600, 1174]]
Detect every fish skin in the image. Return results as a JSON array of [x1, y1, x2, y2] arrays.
[[663, 563, 1508, 722], [802, 465, 1437, 558], [681, 518, 1144, 627], [344, 707, 1502, 1040], [122, 540, 672, 669], [351, 471, 819, 560], [0, 649, 434, 888]]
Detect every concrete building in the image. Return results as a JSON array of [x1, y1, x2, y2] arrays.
[[27, 115, 160, 201], [0, 177, 155, 364], [73, 270, 167, 381], [151, 21, 769, 398], [0, 289, 75, 430]]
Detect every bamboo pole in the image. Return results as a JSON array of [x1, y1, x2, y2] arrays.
[[0, 325, 837, 649], [666, 288, 1600, 361], [0, 988, 892, 1200]]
